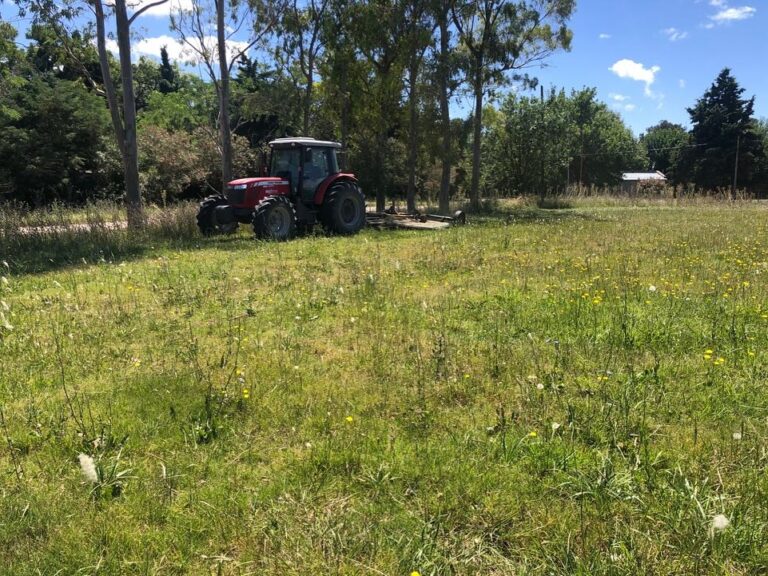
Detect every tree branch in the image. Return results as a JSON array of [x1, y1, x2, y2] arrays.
[[128, 0, 169, 25]]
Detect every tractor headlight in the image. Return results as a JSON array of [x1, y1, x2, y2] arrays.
[[231, 184, 248, 190]]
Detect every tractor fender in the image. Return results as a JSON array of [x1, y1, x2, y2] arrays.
[[313, 173, 359, 206]]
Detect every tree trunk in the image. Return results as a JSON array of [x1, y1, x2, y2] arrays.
[[217, 0, 233, 189], [93, 0, 124, 158], [470, 62, 483, 210], [303, 56, 314, 135], [376, 95, 387, 212], [437, 7, 451, 215], [115, 0, 144, 228], [406, 55, 419, 213], [339, 57, 349, 170]]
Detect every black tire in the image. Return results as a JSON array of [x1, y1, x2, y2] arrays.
[[252, 195, 297, 241], [321, 180, 366, 235], [197, 195, 239, 236]]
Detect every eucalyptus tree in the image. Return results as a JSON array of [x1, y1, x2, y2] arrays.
[[402, 0, 436, 212], [279, 0, 330, 135], [452, 0, 574, 208], [432, 0, 462, 213], [17, 0, 166, 227], [349, 0, 418, 211], [172, 0, 283, 189]]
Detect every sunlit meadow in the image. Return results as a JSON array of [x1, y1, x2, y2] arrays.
[[1, 201, 767, 574]]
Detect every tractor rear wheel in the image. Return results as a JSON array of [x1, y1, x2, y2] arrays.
[[321, 181, 366, 235], [197, 195, 238, 236], [252, 195, 297, 241]]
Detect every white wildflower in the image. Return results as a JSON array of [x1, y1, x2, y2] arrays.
[[536, 383, 545, 390], [78, 453, 99, 484], [0, 311, 12, 331], [551, 422, 561, 432], [648, 285, 657, 292], [732, 431, 742, 441], [711, 514, 730, 534]]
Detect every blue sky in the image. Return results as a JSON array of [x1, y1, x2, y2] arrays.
[[2, 0, 765, 136], [532, 0, 766, 135]]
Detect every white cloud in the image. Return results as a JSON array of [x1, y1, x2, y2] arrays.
[[133, 35, 251, 63], [711, 6, 756, 22], [598, 33, 611, 39], [133, 35, 186, 60], [125, 0, 195, 18], [609, 59, 661, 97], [609, 93, 629, 102], [663, 27, 688, 41], [679, 79, 686, 89], [710, 0, 726, 6], [98, 34, 252, 65], [610, 101, 637, 113], [105, 39, 119, 56]]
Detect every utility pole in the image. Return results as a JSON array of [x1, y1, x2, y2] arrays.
[[732, 133, 740, 198]]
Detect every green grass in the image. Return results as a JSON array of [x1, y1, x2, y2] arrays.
[[1, 201, 768, 574]]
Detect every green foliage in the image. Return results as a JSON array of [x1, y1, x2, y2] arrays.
[[132, 56, 162, 111], [483, 88, 647, 196], [158, 46, 178, 94], [139, 75, 215, 132], [137, 125, 208, 203], [0, 76, 112, 205], [640, 121, 689, 182], [684, 68, 765, 191]]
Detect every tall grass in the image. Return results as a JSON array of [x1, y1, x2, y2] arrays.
[[1, 200, 767, 574], [0, 201, 201, 274]]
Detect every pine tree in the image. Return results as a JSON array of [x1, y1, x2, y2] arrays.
[[686, 68, 764, 192], [158, 46, 177, 94]]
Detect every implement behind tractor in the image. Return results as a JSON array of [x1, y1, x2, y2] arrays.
[[197, 137, 464, 240]]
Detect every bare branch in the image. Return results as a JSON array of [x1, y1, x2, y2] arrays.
[[128, 0, 169, 25]]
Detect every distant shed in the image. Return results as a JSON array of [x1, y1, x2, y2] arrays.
[[621, 171, 667, 194]]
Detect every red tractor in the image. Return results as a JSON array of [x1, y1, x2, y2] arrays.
[[196, 137, 366, 240]]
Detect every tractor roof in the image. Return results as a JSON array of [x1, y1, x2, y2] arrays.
[[268, 137, 342, 149]]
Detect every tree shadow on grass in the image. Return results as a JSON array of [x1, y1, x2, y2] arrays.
[[2, 201, 605, 276], [462, 199, 607, 226]]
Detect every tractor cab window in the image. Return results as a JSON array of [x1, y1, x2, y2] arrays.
[[301, 147, 338, 202], [270, 148, 301, 195]]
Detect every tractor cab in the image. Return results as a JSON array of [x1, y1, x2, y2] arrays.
[[268, 138, 341, 204]]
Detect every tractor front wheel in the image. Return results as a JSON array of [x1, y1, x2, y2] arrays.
[[321, 181, 366, 235], [252, 196, 297, 241], [197, 195, 238, 236]]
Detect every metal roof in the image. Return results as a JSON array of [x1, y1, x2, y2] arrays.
[[621, 171, 667, 181], [269, 137, 342, 149]]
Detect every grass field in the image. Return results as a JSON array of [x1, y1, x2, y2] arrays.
[[1, 201, 767, 574]]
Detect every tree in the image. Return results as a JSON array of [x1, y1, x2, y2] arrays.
[[172, 0, 282, 190], [279, 0, 330, 135], [432, 0, 462, 214], [402, 0, 436, 212], [639, 121, 689, 182], [482, 87, 647, 196], [686, 68, 765, 193], [452, 0, 574, 208], [158, 46, 178, 94], [349, 0, 414, 211], [133, 56, 162, 111]]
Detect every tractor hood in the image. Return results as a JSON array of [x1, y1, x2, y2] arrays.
[[227, 177, 285, 187]]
